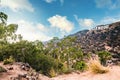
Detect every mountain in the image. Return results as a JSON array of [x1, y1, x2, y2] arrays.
[[71, 21, 120, 63]]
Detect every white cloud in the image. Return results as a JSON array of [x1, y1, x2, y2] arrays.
[[95, 0, 120, 9], [44, 0, 56, 3], [111, 0, 120, 9], [1, 0, 34, 12], [37, 23, 48, 32], [16, 20, 52, 41], [48, 15, 74, 33], [95, 0, 112, 8], [44, 0, 64, 5], [74, 15, 94, 28], [79, 19, 94, 27], [100, 16, 120, 24], [60, 0, 64, 5]]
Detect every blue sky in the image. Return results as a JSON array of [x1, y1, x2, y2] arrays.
[[1, 0, 120, 41]]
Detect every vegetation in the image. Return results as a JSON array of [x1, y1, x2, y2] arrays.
[[0, 66, 7, 72], [73, 61, 87, 71], [97, 51, 112, 66], [88, 59, 109, 74], [0, 12, 112, 77], [3, 56, 15, 65]]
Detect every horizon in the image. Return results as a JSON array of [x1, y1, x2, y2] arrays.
[[1, 0, 120, 41]]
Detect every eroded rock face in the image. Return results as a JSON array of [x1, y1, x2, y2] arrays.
[[72, 21, 120, 63]]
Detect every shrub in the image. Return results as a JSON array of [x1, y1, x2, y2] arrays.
[[58, 63, 72, 74], [3, 56, 15, 65], [73, 61, 87, 72], [0, 66, 7, 72], [88, 59, 109, 74], [97, 51, 112, 66], [49, 67, 56, 77], [30, 54, 58, 77]]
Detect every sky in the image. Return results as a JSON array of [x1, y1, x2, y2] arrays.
[[0, 0, 120, 41]]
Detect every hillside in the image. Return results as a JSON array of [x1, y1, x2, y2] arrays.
[[71, 21, 120, 64], [1, 12, 120, 80]]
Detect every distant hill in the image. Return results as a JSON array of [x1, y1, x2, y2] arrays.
[[70, 21, 120, 63]]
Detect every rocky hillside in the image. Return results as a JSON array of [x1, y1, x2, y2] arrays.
[[71, 21, 120, 63]]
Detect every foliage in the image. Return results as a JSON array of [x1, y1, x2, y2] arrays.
[[49, 67, 56, 77], [0, 12, 8, 24], [0, 66, 7, 72], [30, 54, 58, 76], [88, 59, 109, 74], [46, 36, 84, 71], [73, 61, 87, 71], [3, 56, 15, 65], [97, 51, 112, 66], [1, 12, 112, 77]]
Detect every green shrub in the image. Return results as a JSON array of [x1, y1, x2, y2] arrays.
[[97, 51, 112, 66], [30, 54, 58, 77], [3, 56, 15, 65], [58, 63, 72, 74], [73, 61, 87, 71], [0, 66, 7, 72]]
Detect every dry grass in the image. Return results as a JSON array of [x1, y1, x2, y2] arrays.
[[88, 59, 109, 74]]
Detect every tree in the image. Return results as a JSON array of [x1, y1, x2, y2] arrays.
[[0, 12, 22, 43], [0, 12, 8, 24]]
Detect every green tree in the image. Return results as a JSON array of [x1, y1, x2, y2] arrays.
[[0, 12, 8, 24]]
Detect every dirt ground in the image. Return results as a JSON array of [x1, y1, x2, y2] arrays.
[[0, 62, 120, 80], [51, 66, 120, 80]]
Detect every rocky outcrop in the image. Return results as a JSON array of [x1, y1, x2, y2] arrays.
[[71, 21, 120, 63]]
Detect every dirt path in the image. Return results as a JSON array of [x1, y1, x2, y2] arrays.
[[51, 66, 120, 80], [0, 62, 120, 80]]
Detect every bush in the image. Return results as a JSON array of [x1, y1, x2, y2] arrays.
[[0, 66, 7, 72], [97, 51, 112, 66], [88, 59, 109, 74], [30, 54, 58, 77], [3, 56, 15, 65], [73, 61, 87, 72], [49, 67, 56, 77]]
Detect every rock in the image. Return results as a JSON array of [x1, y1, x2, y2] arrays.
[[69, 21, 120, 63], [8, 67, 13, 70]]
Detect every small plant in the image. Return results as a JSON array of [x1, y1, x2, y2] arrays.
[[0, 66, 7, 72], [73, 61, 87, 72], [88, 59, 109, 74], [60, 63, 72, 74], [3, 56, 15, 65], [49, 67, 56, 77]]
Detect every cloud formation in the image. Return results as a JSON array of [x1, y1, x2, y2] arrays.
[[1, 0, 34, 12], [37, 23, 48, 32], [44, 0, 55, 3], [48, 15, 74, 33], [44, 0, 64, 5], [95, 0, 120, 9], [16, 20, 52, 41], [95, 0, 112, 8], [79, 19, 94, 27], [74, 15, 94, 28], [100, 16, 120, 24]]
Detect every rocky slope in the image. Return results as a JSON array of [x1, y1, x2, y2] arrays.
[[0, 62, 49, 80], [71, 21, 120, 63]]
